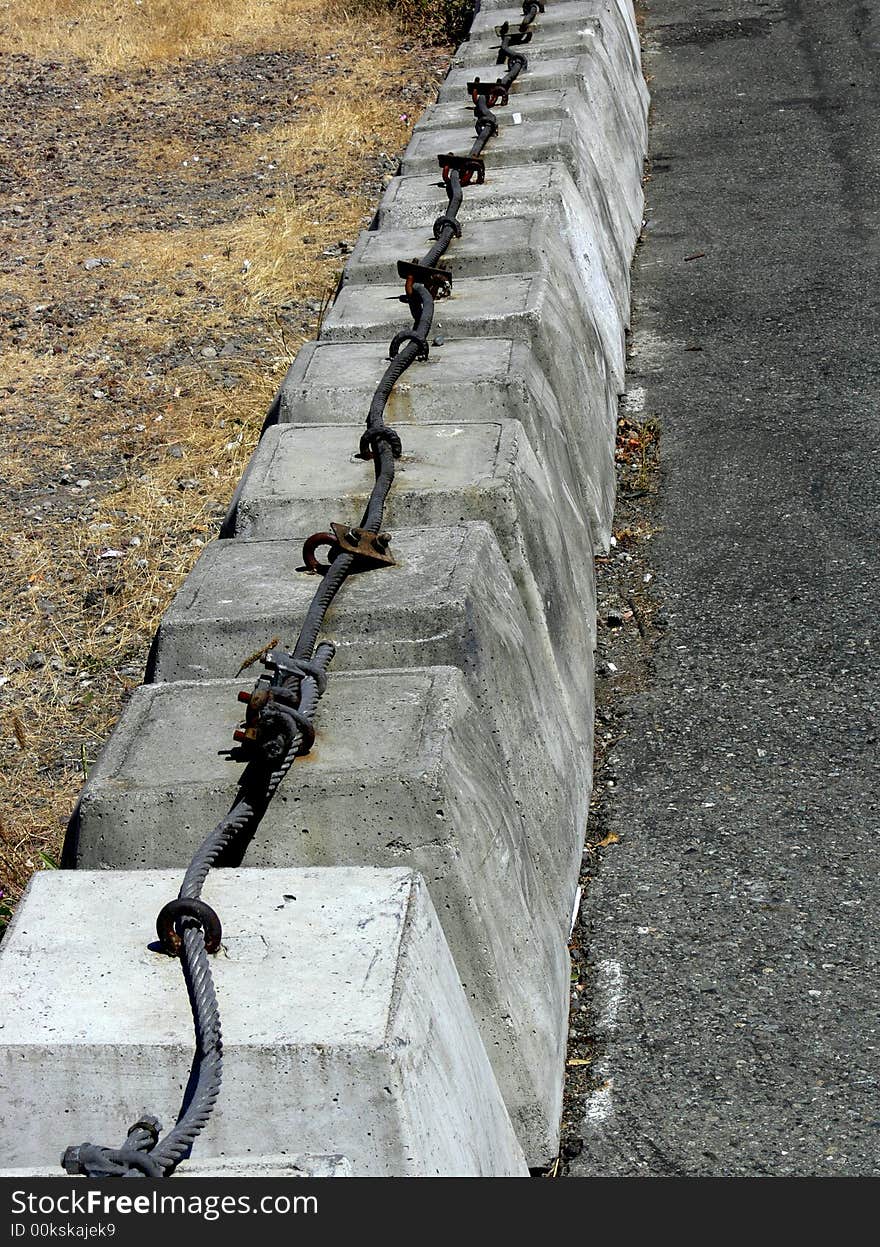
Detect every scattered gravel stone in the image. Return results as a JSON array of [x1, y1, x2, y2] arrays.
[[25, 651, 47, 670]]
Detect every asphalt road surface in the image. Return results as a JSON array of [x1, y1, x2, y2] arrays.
[[573, 0, 880, 1175]]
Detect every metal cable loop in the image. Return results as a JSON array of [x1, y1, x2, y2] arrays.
[[432, 214, 462, 239], [359, 425, 403, 459], [390, 329, 430, 360]]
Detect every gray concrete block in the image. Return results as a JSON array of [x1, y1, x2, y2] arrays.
[[226, 419, 597, 683], [468, 0, 641, 65], [65, 669, 569, 1162], [0, 1156, 354, 1178], [464, 12, 603, 58], [272, 341, 594, 546], [403, 88, 643, 252], [0, 868, 528, 1176], [375, 160, 632, 367], [342, 213, 625, 394], [319, 274, 616, 537], [440, 53, 605, 100], [438, 54, 644, 149], [151, 524, 590, 916], [459, 0, 648, 141], [347, 216, 537, 283], [423, 79, 644, 199]]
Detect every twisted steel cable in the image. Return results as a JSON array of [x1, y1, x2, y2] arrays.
[[62, 0, 546, 1177]]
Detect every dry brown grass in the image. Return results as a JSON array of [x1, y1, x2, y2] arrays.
[[0, 0, 463, 68], [1, 0, 339, 70], [0, 0, 450, 922]]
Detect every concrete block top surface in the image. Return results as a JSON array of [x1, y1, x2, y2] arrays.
[[157, 525, 566, 692], [378, 159, 559, 221], [402, 118, 567, 173], [455, 30, 603, 68], [468, 0, 603, 32], [438, 53, 601, 100], [321, 273, 540, 342], [231, 420, 535, 539], [86, 668, 452, 790], [397, 121, 637, 242], [469, 0, 630, 35], [165, 525, 491, 633], [345, 217, 539, 284], [0, 868, 422, 1049], [416, 88, 571, 131], [274, 340, 566, 435], [281, 336, 524, 397], [256, 419, 501, 496]]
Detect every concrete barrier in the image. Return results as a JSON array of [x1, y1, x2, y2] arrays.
[[226, 417, 596, 686], [375, 160, 634, 406], [405, 89, 643, 253], [377, 157, 633, 349], [343, 211, 626, 395], [269, 339, 604, 563], [65, 667, 570, 1162], [0, 868, 528, 1176], [468, 0, 643, 79], [458, 4, 647, 165], [11, 0, 648, 1175], [438, 56, 646, 157], [150, 523, 590, 918], [319, 279, 616, 539]]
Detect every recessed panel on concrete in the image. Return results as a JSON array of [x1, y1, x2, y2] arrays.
[[65, 668, 569, 1162], [0, 868, 528, 1176]]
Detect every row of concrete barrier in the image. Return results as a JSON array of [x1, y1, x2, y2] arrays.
[[0, 1, 647, 1177]]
